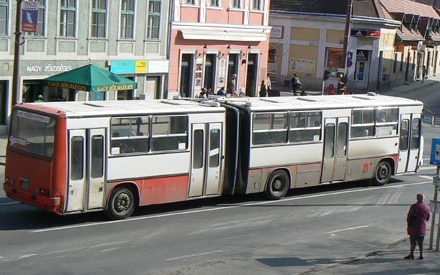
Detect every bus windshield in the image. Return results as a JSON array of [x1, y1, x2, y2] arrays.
[[9, 110, 56, 158]]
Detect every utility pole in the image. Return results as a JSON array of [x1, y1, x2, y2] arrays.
[[342, 0, 353, 77], [12, 0, 23, 106]]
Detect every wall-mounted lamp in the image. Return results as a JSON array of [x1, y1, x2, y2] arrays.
[[227, 44, 231, 49], [248, 45, 251, 49], [203, 44, 208, 49]]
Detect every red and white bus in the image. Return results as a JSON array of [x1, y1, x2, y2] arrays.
[[3, 94, 423, 219]]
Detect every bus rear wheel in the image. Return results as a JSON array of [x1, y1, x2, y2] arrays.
[[106, 187, 135, 220], [372, 161, 392, 186], [265, 170, 290, 200]]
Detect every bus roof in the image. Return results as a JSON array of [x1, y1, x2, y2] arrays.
[[18, 99, 225, 118], [220, 94, 423, 111]]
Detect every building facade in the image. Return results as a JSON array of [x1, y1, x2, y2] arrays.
[[0, 0, 170, 125], [269, 0, 403, 93], [380, 0, 440, 88], [168, 0, 271, 98]]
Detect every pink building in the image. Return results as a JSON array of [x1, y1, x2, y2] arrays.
[[169, 0, 271, 98]]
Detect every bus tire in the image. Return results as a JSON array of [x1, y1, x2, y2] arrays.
[[372, 161, 392, 186], [265, 170, 290, 200], [106, 187, 135, 220]]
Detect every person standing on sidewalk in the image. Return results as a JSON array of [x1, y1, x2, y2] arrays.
[[290, 73, 301, 96], [404, 193, 430, 260], [422, 66, 427, 83]]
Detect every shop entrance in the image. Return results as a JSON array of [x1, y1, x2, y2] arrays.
[[353, 50, 370, 90]]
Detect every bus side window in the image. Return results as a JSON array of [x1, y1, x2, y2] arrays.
[[110, 116, 150, 155]]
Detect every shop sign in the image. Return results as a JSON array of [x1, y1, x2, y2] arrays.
[[111, 60, 150, 74], [351, 29, 381, 39], [356, 50, 369, 62], [26, 64, 72, 73], [290, 58, 315, 73], [135, 61, 147, 73], [111, 60, 136, 74]]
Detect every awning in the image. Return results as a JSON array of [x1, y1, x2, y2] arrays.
[[43, 64, 138, 92], [180, 29, 268, 42]]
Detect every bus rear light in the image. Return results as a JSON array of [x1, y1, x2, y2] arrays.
[[5, 177, 15, 186], [4, 177, 12, 185], [36, 187, 50, 197]]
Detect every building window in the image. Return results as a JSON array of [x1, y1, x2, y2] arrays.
[[208, 0, 219, 7], [0, 0, 7, 36], [232, 0, 242, 9], [251, 0, 261, 10], [91, 0, 106, 38], [120, 0, 134, 39], [147, 0, 160, 39], [183, 0, 195, 4], [59, 0, 76, 37]]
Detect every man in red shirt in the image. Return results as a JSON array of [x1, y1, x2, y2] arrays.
[[405, 193, 430, 260]]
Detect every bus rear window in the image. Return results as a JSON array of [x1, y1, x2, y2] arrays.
[[9, 110, 55, 158]]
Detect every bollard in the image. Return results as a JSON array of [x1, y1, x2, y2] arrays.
[[432, 116, 435, 127]]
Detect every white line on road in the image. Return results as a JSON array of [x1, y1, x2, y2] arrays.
[[17, 254, 38, 260], [326, 225, 369, 234], [165, 250, 222, 261], [418, 175, 434, 180], [29, 180, 431, 234], [0, 201, 19, 206]]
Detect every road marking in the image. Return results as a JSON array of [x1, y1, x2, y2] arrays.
[[89, 241, 128, 249], [30, 180, 431, 234], [18, 254, 38, 260], [165, 250, 222, 261], [41, 247, 86, 256], [418, 175, 434, 180], [0, 201, 19, 206], [326, 225, 369, 234], [419, 166, 436, 171]]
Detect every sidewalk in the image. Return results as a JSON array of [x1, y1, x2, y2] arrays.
[[305, 237, 440, 275], [271, 75, 440, 97]]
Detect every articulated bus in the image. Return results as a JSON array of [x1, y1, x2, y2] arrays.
[[3, 94, 423, 219]]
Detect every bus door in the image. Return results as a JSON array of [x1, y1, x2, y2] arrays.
[[321, 118, 349, 183], [188, 123, 222, 197], [66, 129, 106, 212], [397, 114, 421, 173]]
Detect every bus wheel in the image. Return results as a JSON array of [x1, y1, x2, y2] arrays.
[[106, 187, 135, 220], [265, 170, 290, 200], [372, 161, 392, 186]]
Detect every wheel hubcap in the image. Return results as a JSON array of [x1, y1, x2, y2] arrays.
[[115, 193, 131, 213], [273, 179, 282, 190], [378, 165, 389, 180]]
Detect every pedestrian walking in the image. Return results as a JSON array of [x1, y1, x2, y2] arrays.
[[259, 80, 267, 97], [290, 73, 301, 96], [266, 74, 272, 91], [404, 193, 430, 260], [422, 65, 427, 83]]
